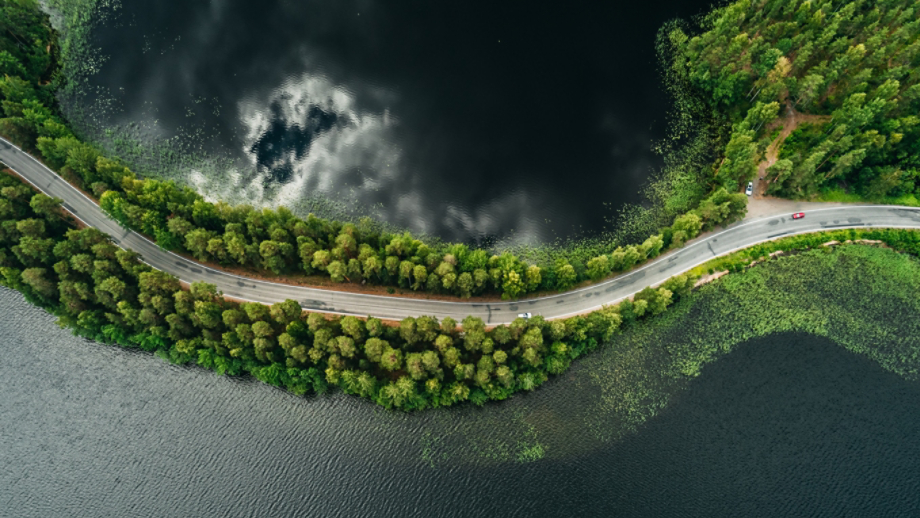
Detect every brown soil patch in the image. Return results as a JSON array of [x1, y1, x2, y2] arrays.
[[755, 101, 832, 197], [693, 270, 729, 287]]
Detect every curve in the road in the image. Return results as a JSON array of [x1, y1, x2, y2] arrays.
[[4, 135, 920, 325]]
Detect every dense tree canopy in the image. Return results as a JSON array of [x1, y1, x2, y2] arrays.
[[0, 169, 698, 409], [0, 0, 750, 301], [2, 0, 920, 410], [4, 0, 914, 303], [666, 0, 920, 198], [0, 0, 689, 405]]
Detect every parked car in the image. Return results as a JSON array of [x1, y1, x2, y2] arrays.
[[517, 312, 532, 319], [792, 212, 805, 220], [745, 182, 754, 196]]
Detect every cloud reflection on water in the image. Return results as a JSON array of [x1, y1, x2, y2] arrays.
[[77, 0, 714, 245], [235, 72, 402, 211]]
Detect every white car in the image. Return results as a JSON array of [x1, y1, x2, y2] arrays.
[[745, 182, 754, 196], [517, 312, 532, 319]]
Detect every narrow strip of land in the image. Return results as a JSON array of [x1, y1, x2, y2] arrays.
[[3, 136, 920, 324]]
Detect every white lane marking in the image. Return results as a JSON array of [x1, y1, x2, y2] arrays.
[[545, 223, 920, 323]]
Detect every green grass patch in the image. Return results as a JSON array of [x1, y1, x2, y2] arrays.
[[689, 227, 920, 278], [814, 188, 920, 207]]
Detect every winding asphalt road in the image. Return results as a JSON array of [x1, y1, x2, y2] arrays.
[[4, 136, 920, 324]]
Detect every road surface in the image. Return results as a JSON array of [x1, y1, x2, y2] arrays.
[[4, 136, 920, 324]]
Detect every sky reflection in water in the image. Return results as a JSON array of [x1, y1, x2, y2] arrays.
[[86, 0, 710, 244]]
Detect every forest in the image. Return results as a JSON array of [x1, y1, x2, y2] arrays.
[[2, 0, 920, 409], [0, 0, 750, 300], [0, 0, 714, 410], [0, 167, 700, 409], [4, 1, 919, 300], [664, 0, 920, 199]]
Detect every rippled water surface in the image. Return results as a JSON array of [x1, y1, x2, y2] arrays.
[[73, 0, 712, 244], [2, 287, 920, 517]]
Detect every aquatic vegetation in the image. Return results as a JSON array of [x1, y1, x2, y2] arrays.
[[0, 169, 686, 411], [416, 241, 920, 464], [4, 151, 920, 417], [3, 2, 920, 477], [25, 0, 920, 302], [576, 244, 920, 449], [2, 1, 920, 417], [31, 0, 737, 299]]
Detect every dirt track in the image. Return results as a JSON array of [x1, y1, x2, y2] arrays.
[[752, 100, 831, 198]]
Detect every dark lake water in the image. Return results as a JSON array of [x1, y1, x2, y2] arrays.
[[3, 286, 920, 517], [73, 0, 712, 244]]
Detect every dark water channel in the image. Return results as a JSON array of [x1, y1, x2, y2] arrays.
[[2, 287, 919, 517], [77, 0, 712, 244]]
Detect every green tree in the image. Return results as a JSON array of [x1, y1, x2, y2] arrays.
[[380, 345, 403, 371], [327, 260, 346, 282], [456, 271, 474, 298], [586, 255, 611, 280], [259, 240, 291, 275], [411, 264, 427, 290], [501, 269, 525, 299], [671, 212, 702, 242], [184, 228, 214, 261], [341, 315, 366, 341], [222, 309, 247, 329], [364, 337, 387, 362], [399, 317, 418, 345], [640, 234, 665, 259], [29, 194, 62, 220], [717, 130, 758, 188], [270, 299, 302, 326], [20, 267, 56, 299], [554, 259, 577, 291]]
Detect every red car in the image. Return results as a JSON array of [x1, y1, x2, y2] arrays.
[[792, 212, 805, 220]]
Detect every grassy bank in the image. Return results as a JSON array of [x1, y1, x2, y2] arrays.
[[815, 188, 920, 207]]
